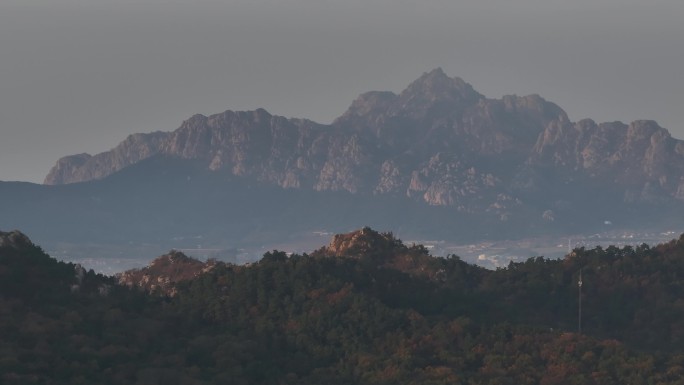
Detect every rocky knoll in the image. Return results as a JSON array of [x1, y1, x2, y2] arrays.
[[0, 230, 35, 250], [312, 227, 449, 281], [315, 227, 407, 259], [117, 228, 450, 291], [117, 250, 218, 296], [44, 68, 684, 218]]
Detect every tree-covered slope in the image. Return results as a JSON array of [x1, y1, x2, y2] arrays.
[[3, 228, 684, 384]]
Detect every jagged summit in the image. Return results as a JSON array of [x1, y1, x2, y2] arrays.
[[401, 67, 482, 103], [335, 68, 483, 126]]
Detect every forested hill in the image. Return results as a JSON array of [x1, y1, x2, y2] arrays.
[[4, 228, 684, 384]]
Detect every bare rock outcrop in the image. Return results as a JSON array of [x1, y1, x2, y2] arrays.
[[117, 250, 218, 296], [314, 227, 448, 281]]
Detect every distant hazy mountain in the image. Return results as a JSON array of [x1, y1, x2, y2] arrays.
[[46, 68, 684, 207], [46, 69, 684, 206], [3, 69, 684, 254]]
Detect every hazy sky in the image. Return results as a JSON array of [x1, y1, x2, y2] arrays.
[[1, 0, 683, 183]]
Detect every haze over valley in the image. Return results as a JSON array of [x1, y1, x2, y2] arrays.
[[2, 69, 684, 273]]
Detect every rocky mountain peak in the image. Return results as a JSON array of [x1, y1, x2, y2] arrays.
[[319, 227, 407, 258], [44, 131, 169, 185], [43, 153, 93, 185], [0, 230, 34, 250], [394, 68, 483, 117], [403, 68, 480, 100], [334, 69, 488, 142]]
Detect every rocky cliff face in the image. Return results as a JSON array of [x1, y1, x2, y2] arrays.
[[529, 119, 684, 201], [44, 68, 684, 212]]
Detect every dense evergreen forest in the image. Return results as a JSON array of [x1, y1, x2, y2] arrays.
[[3, 228, 684, 384]]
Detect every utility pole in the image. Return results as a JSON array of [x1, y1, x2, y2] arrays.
[[578, 268, 583, 334]]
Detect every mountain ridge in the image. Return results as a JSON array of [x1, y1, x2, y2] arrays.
[[17, 69, 684, 254], [44, 69, 684, 213]]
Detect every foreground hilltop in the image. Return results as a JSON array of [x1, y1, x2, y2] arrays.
[[5, 227, 684, 383], [45, 69, 684, 221]]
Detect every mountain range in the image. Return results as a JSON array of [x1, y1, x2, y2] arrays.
[[2, 69, 684, 262], [46, 68, 684, 206]]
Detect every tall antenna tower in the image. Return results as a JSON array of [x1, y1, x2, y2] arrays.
[[578, 268, 583, 334]]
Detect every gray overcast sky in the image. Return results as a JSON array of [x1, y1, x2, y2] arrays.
[[1, 0, 683, 183]]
